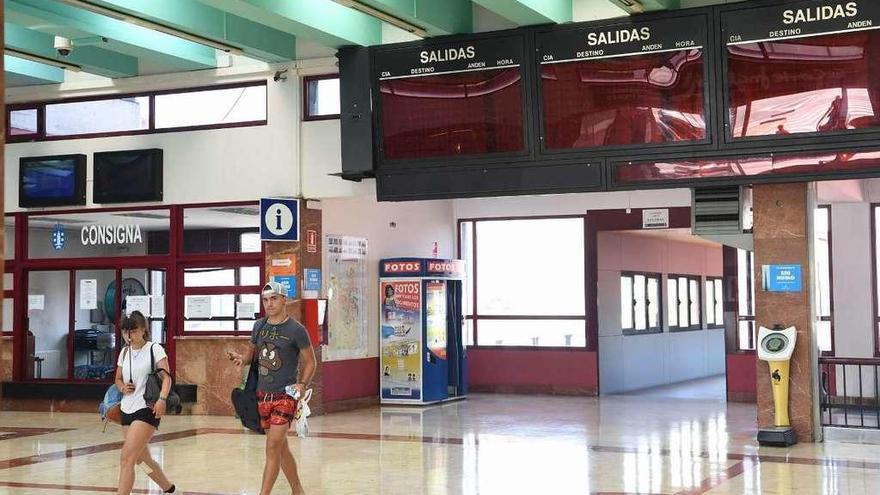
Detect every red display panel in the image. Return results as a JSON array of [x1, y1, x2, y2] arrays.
[[542, 49, 706, 149], [727, 31, 880, 138], [379, 68, 525, 161], [615, 150, 880, 185]]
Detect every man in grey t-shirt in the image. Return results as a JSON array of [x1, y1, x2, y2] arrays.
[[227, 281, 315, 495]]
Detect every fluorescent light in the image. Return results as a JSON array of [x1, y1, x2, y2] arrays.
[[5, 48, 82, 72], [613, 0, 644, 13], [332, 0, 427, 38], [57, 0, 245, 56]]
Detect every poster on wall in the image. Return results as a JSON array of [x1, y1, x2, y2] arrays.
[[324, 235, 369, 361], [126, 295, 151, 316], [380, 280, 422, 400], [80, 279, 98, 310], [425, 281, 447, 360]]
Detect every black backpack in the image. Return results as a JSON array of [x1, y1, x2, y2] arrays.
[[231, 318, 267, 434]]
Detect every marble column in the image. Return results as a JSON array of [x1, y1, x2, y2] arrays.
[[753, 183, 816, 442], [264, 203, 324, 415]]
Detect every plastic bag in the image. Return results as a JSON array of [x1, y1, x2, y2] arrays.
[[294, 388, 312, 438]]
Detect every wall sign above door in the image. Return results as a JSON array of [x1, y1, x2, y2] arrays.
[[724, 0, 879, 45], [375, 36, 523, 80]]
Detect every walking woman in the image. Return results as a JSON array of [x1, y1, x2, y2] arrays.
[[115, 311, 176, 494]]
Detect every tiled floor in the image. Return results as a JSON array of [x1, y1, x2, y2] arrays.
[[619, 375, 728, 401], [1, 394, 880, 494]]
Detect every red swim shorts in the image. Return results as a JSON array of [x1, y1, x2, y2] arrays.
[[256, 391, 298, 430]]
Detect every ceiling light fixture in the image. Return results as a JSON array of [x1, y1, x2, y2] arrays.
[[57, 0, 245, 56], [5, 48, 83, 72], [613, 0, 645, 14], [331, 0, 427, 38]]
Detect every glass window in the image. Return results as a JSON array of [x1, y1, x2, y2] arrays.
[[726, 31, 880, 138], [461, 217, 586, 348], [304, 77, 340, 119], [27, 270, 70, 379], [185, 268, 236, 287], [476, 218, 584, 316], [476, 319, 586, 347], [541, 50, 705, 149], [737, 249, 756, 351], [2, 298, 13, 334], [155, 84, 267, 128], [668, 275, 701, 331], [380, 67, 525, 160], [183, 205, 260, 255], [621, 272, 661, 333], [9, 108, 37, 136], [815, 206, 833, 354], [5, 216, 15, 260], [705, 278, 723, 328], [46, 97, 150, 136], [184, 293, 260, 332]]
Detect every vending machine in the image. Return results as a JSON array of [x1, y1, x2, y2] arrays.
[[379, 258, 467, 405]]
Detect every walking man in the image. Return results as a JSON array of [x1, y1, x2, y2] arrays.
[[228, 281, 316, 495]]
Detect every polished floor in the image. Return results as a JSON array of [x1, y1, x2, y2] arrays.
[[619, 375, 727, 401], [0, 393, 879, 494]]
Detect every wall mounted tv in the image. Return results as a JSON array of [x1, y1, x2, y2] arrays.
[[93, 149, 163, 204], [19, 154, 87, 207]]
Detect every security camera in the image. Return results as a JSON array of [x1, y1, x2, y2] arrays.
[[273, 69, 288, 82], [54, 36, 73, 57]]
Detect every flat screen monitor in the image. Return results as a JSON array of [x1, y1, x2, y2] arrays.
[[93, 148, 163, 204], [19, 154, 87, 207]]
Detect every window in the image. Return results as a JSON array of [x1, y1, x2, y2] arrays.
[[737, 249, 756, 351], [705, 277, 723, 328], [182, 265, 262, 334], [621, 272, 661, 334], [6, 81, 267, 142], [46, 97, 150, 137], [667, 275, 701, 331], [8, 108, 37, 137], [815, 206, 834, 355], [304, 75, 340, 120], [155, 85, 267, 128], [459, 217, 586, 347]]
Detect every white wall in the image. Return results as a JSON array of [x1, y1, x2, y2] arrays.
[[597, 232, 725, 395], [321, 192, 455, 357], [5, 68, 303, 211]]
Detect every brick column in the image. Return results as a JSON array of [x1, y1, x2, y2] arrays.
[[753, 183, 817, 442]]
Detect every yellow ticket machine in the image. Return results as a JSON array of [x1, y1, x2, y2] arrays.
[[756, 325, 797, 446]]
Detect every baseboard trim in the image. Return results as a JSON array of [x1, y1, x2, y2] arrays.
[[469, 384, 598, 396]]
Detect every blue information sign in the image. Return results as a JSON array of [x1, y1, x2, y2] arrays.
[[762, 264, 802, 293], [260, 198, 300, 242], [304, 269, 322, 292]]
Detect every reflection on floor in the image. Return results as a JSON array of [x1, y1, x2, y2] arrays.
[[620, 375, 728, 401], [0, 393, 879, 494]]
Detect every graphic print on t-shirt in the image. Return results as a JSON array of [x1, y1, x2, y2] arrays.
[[258, 342, 284, 383]]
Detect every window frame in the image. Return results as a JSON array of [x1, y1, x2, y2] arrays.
[[457, 216, 589, 350], [620, 271, 663, 336], [736, 249, 757, 352], [871, 204, 880, 357], [705, 276, 724, 329], [6, 80, 268, 143], [302, 74, 340, 122], [667, 273, 702, 332]]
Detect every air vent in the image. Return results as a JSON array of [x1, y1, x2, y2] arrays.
[[692, 186, 743, 235]]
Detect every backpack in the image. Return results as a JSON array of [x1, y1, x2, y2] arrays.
[[231, 318, 267, 434]]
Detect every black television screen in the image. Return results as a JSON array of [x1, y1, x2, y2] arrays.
[[19, 154, 87, 207], [93, 149, 163, 203]]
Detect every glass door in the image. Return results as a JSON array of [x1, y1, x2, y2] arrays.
[[26, 270, 70, 379], [73, 269, 117, 381]]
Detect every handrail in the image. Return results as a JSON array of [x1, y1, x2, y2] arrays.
[[819, 357, 880, 366]]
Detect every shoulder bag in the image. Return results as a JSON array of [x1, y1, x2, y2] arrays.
[[140, 343, 182, 414], [231, 318, 267, 434]]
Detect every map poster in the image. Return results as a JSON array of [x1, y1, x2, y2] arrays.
[[323, 235, 369, 361], [380, 280, 422, 400]]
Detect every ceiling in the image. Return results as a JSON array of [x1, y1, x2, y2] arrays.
[[1, 0, 710, 88]]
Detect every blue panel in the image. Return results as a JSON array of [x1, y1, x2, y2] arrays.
[[762, 264, 803, 293], [421, 280, 449, 402]]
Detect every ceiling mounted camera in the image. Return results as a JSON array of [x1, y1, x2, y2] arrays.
[[54, 36, 73, 57]]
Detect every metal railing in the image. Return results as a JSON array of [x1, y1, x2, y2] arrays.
[[819, 357, 880, 429]]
